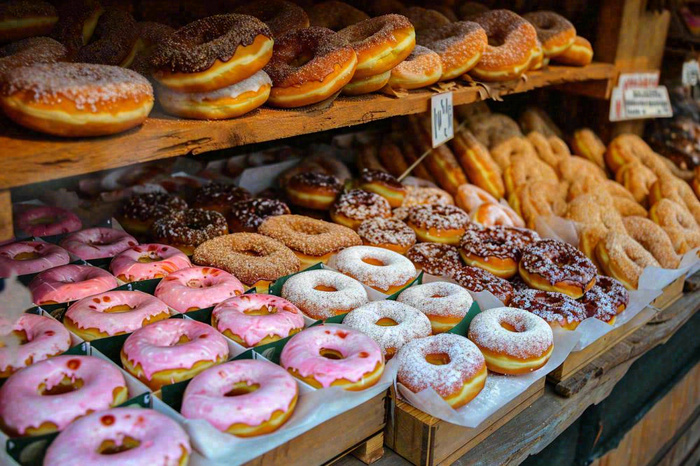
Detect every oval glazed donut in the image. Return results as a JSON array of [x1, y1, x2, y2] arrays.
[[417, 21, 487, 80], [522, 11, 576, 58], [59, 227, 137, 261], [0, 0, 58, 43], [29, 264, 118, 305], [552, 35, 593, 66], [0, 241, 70, 278]]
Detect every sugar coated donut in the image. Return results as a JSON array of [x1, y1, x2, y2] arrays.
[[110, 243, 192, 283], [0, 355, 127, 436], [330, 189, 391, 230], [396, 333, 486, 408], [0, 313, 71, 378], [405, 204, 470, 245], [285, 172, 343, 210], [282, 269, 368, 319], [151, 14, 273, 93], [212, 294, 305, 347], [1, 63, 154, 137], [358, 217, 416, 254], [406, 243, 463, 276], [511, 289, 587, 330], [582, 275, 629, 319], [398, 282, 474, 333], [0, 0, 57, 43], [331, 245, 416, 294], [227, 198, 290, 233], [0, 37, 66, 81], [233, 0, 309, 37], [75, 8, 139, 67], [154, 266, 244, 313], [44, 408, 191, 465], [357, 169, 407, 208], [623, 216, 680, 269], [342, 69, 392, 95], [308, 1, 369, 31], [459, 224, 539, 279], [59, 228, 137, 260], [15, 206, 82, 237], [649, 199, 700, 255], [595, 231, 660, 290], [151, 208, 228, 255], [523, 11, 576, 58], [182, 359, 298, 437], [418, 21, 487, 80], [552, 35, 593, 66], [29, 264, 117, 305], [0, 241, 69, 278], [571, 127, 605, 168], [118, 192, 187, 237], [121, 318, 229, 390], [451, 265, 515, 304], [387, 44, 442, 90]]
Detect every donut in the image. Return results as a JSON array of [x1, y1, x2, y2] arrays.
[[281, 269, 368, 319], [59, 228, 137, 261], [511, 289, 588, 330], [396, 333, 486, 409], [417, 21, 487, 80], [0, 241, 69, 278], [357, 217, 416, 254], [192, 233, 300, 292], [308, 1, 369, 31], [397, 282, 473, 333], [331, 245, 416, 294], [529, 40, 545, 70], [151, 208, 228, 255], [15, 206, 82, 237], [75, 8, 139, 67], [343, 69, 392, 95], [649, 176, 700, 226], [357, 169, 407, 208], [468, 307, 553, 375], [129, 21, 175, 76], [403, 186, 455, 207], [279, 153, 352, 187], [0, 0, 57, 43], [406, 243, 463, 276], [0, 37, 66, 81], [233, 0, 309, 37], [280, 325, 384, 390], [623, 216, 680, 268], [29, 264, 117, 305], [121, 318, 229, 390], [258, 215, 361, 268], [459, 224, 539, 279], [182, 359, 298, 437], [470, 10, 538, 82], [522, 11, 576, 58], [110, 243, 191, 283], [51, 0, 103, 56], [471, 202, 525, 228], [154, 266, 244, 313], [401, 7, 451, 33], [285, 172, 342, 211], [264, 27, 357, 108], [386, 44, 442, 90], [452, 131, 506, 200], [571, 128, 606, 169], [552, 35, 593, 66], [405, 204, 470, 245], [1, 63, 154, 137], [151, 14, 274, 93], [330, 189, 391, 230], [117, 193, 187, 237], [472, 114, 524, 151], [191, 182, 251, 215], [44, 408, 191, 465], [519, 107, 563, 139], [451, 265, 515, 304], [649, 199, 700, 254], [615, 161, 657, 205], [0, 355, 128, 436], [343, 301, 431, 359], [519, 239, 597, 299], [527, 132, 571, 170], [582, 275, 629, 318], [455, 184, 498, 213]]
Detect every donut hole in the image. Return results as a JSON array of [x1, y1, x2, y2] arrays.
[[488, 34, 506, 47], [174, 334, 191, 345], [314, 284, 337, 292], [39, 375, 84, 396], [29, 216, 58, 226], [98, 436, 141, 455], [425, 352, 451, 366], [500, 321, 522, 332], [103, 304, 134, 314], [225, 381, 260, 397], [14, 251, 41, 261], [0, 329, 29, 347], [244, 305, 277, 316], [137, 252, 162, 263], [319, 348, 344, 360], [361, 257, 385, 267], [240, 247, 266, 257], [375, 317, 398, 326], [290, 52, 314, 68], [186, 279, 205, 288]]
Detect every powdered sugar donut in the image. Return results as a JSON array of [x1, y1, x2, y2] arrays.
[[387, 45, 442, 90], [212, 294, 305, 347], [0, 313, 71, 377], [121, 319, 229, 390], [154, 266, 244, 313], [396, 333, 486, 409], [280, 325, 384, 390], [59, 228, 137, 260], [15, 206, 82, 237], [110, 243, 192, 282], [397, 282, 474, 333], [343, 301, 431, 359], [0, 241, 69, 278], [281, 269, 368, 319], [468, 307, 553, 374], [331, 245, 416, 294], [64, 290, 171, 341], [29, 264, 118, 305]]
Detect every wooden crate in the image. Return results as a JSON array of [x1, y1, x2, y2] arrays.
[[385, 378, 545, 466], [651, 275, 686, 311]]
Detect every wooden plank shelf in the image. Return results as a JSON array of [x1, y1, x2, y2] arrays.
[[0, 63, 615, 191]]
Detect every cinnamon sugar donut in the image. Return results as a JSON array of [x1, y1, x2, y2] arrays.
[[522, 11, 576, 58], [281, 269, 368, 319], [330, 189, 391, 230], [75, 8, 139, 67], [357, 217, 416, 254], [405, 204, 470, 245], [459, 224, 539, 279], [386, 44, 442, 90], [649, 175, 700, 225], [417, 21, 487, 80], [451, 265, 515, 304], [0, 37, 66, 81], [0, 0, 57, 43], [510, 289, 588, 330], [151, 208, 229, 255], [595, 231, 660, 290], [307, 1, 369, 31], [233, 0, 309, 37], [398, 282, 473, 333], [623, 216, 680, 268], [331, 245, 416, 294], [649, 199, 700, 254], [406, 243, 463, 276], [227, 198, 290, 233]]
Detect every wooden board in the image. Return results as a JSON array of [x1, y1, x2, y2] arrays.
[[651, 275, 686, 310]]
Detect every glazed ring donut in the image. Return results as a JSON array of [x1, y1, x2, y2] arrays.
[[151, 208, 229, 256], [452, 131, 506, 200], [397, 282, 474, 334], [264, 27, 357, 108], [571, 128, 606, 169], [332, 245, 417, 294], [59, 227, 137, 261], [308, 1, 369, 31], [386, 45, 442, 90], [29, 264, 117, 305], [192, 233, 300, 292], [455, 184, 499, 213], [0, 355, 128, 436], [0, 0, 57, 42], [182, 359, 298, 437], [459, 224, 539, 279], [227, 198, 291, 233], [582, 275, 629, 317], [343, 69, 392, 95], [468, 307, 553, 374], [110, 243, 192, 283], [406, 243, 463, 276], [451, 265, 515, 304], [117, 192, 188, 237], [330, 189, 391, 230], [523, 11, 576, 58], [510, 289, 588, 330], [471, 203, 525, 228], [623, 216, 680, 269], [0, 37, 66, 80], [0, 63, 154, 137], [121, 318, 229, 390], [552, 36, 593, 66], [15, 206, 82, 237], [233, 0, 309, 37], [357, 217, 416, 254], [281, 269, 368, 319], [358, 169, 408, 208], [285, 172, 343, 210], [595, 231, 660, 290], [0, 241, 70, 278], [418, 21, 487, 80], [649, 199, 700, 254], [191, 182, 251, 215], [344, 300, 431, 359], [405, 204, 470, 245], [471, 10, 538, 82], [280, 325, 385, 390], [75, 8, 139, 67], [396, 333, 486, 409], [151, 14, 274, 93], [154, 266, 244, 313]]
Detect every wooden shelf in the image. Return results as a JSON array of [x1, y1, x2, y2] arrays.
[[0, 63, 615, 191]]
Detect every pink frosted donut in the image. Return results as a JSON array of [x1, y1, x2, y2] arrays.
[[0, 313, 71, 377], [0, 355, 128, 436], [121, 319, 229, 390], [181, 359, 298, 437], [154, 266, 244, 313], [0, 240, 70, 278], [110, 243, 192, 282], [397, 282, 474, 333], [280, 325, 384, 390], [64, 290, 171, 341], [59, 228, 138, 260], [29, 264, 118, 305], [15, 206, 82, 237], [44, 408, 191, 466], [212, 294, 305, 347]]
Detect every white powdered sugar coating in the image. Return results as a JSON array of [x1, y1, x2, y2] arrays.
[[468, 307, 553, 359], [158, 70, 271, 103], [397, 282, 473, 318], [331, 245, 416, 292], [281, 269, 368, 319]]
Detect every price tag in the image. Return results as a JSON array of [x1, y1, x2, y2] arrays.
[[682, 60, 700, 86], [609, 72, 672, 121], [431, 92, 453, 148]]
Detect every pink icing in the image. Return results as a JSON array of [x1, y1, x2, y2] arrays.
[[110, 243, 192, 282], [181, 359, 298, 431], [29, 264, 118, 304], [64, 291, 170, 338], [212, 294, 305, 347], [0, 241, 70, 278], [0, 355, 127, 435], [121, 319, 229, 381], [15, 206, 82, 237], [0, 313, 71, 375], [154, 266, 244, 313], [59, 228, 138, 260], [44, 407, 191, 466], [280, 325, 384, 389]]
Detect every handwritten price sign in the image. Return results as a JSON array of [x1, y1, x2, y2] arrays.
[[431, 92, 453, 148]]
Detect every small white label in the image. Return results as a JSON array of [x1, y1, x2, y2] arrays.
[[623, 87, 673, 118], [618, 72, 659, 91], [682, 60, 700, 86], [431, 92, 453, 148]]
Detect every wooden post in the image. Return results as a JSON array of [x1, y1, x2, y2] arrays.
[[0, 190, 12, 242]]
